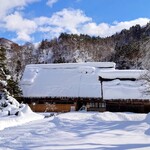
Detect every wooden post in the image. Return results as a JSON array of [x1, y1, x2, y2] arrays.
[[99, 77, 103, 100]]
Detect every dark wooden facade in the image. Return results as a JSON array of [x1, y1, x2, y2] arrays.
[[17, 97, 106, 112], [16, 97, 150, 113], [98, 76, 150, 113], [105, 99, 150, 113]]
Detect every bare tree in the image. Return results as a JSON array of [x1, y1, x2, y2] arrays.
[[140, 71, 150, 95]]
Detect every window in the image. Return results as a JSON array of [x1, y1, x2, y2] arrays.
[[89, 102, 106, 108]]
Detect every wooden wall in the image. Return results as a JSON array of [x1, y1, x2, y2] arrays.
[[29, 103, 76, 112], [17, 97, 150, 113], [106, 100, 150, 113], [87, 107, 106, 112]]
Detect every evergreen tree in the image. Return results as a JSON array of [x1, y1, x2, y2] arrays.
[[0, 47, 8, 80], [0, 47, 22, 98]]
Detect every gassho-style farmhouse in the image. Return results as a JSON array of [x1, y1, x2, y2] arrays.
[[19, 62, 150, 113]]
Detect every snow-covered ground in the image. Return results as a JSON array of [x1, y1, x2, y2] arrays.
[[1, 112, 150, 150], [0, 104, 44, 131]]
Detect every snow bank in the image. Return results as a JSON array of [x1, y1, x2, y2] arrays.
[[145, 113, 150, 124], [0, 111, 149, 150], [0, 94, 44, 131], [0, 104, 44, 131], [54, 112, 146, 122], [94, 111, 146, 121]]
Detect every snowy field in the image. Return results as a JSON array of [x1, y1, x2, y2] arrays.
[[1, 112, 150, 150]]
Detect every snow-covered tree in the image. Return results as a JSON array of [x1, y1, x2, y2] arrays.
[[140, 71, 150, 95], [0, 47, 22, 115]]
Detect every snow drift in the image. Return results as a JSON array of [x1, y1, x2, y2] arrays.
[[0, 95, 44, 131], [0, 104, 44, 131]]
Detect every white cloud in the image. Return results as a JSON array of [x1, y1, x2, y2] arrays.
[[80, 18, 150, 37], [0, 0, 39, 19], [80, 22, 109, 37], [0, 0, 39, 42], [46, 0, 58, 7], [1, 3, 150, 43], [109, 18, 150, 36], [49, 9, 91, 30], [4, 12, 37, 41], [14, 31, 33, 42], [34, 9, 150, 39], [35, 8, 92, 37]]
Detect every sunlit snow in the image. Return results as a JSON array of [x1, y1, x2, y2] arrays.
[[1, 112, 150, 150], [20, 62, 115, 98], [20, 62, 150, 99]]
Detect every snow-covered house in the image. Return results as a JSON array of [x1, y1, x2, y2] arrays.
[[20, 62, 150, 113], [20, 62, 115, 112]]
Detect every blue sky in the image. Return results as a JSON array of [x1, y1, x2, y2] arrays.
[[0, 0, 150, 44]]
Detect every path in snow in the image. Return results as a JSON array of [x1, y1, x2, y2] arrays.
[[1, 112, 150, 150]]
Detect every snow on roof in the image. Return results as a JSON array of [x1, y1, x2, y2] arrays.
[[99, 70, 150, 100], [20, 62, 107, 98], [103, 79, 150, 100], [26, 62, 116, 69], [99, 69, 147, 79], [20, 62, 150, 100]]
